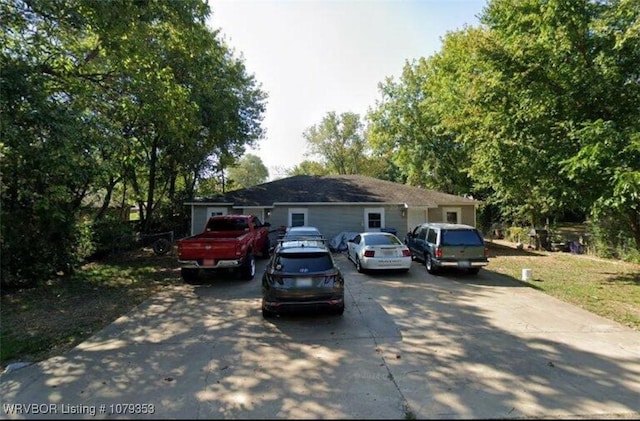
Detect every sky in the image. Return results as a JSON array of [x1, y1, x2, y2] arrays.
[[207, 0, 488, 179]]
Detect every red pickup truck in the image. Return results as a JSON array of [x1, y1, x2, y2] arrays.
[[177, 215, 271, 282]]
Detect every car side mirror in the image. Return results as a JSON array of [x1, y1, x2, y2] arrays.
[[348, 239, 354, 242]]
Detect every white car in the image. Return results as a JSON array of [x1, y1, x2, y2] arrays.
[[347, 232, 412, 273]]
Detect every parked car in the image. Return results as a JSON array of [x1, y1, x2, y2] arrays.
[[404, 223, 489, 275], [261, 239, 345, 317], [346, 232, 412, 273], [282, 226, 325, 241]]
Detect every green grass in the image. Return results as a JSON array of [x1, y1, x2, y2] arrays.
[[1, 248, 182, 367], [487, 242, 640, 330]]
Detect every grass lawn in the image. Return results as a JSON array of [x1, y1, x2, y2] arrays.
[[1, 247, 182, 370], [2, 241, 639, 371], [486, 241, 640, 330]]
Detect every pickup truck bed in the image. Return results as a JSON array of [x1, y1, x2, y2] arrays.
[[177, 215, 271, 282]]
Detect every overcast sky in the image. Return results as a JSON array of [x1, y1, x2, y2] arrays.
[[207, 0, 488, 179]]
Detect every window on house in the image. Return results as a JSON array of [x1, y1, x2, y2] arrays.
[[368, 212, 382, 229], [291, 213, 305, 227], [444, 209, 460, 224]]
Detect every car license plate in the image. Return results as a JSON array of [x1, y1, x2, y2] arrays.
[[204, 259, 214, 266], [459, 260, 470, 268], [382, 250, 394, 256], [297, 278, 312, 287]]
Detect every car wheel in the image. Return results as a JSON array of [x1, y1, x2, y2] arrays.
[[425, 254, 438, 275], [181, 268, 199, 284], [355, 256, 364, 273], [240, 255, 256, 280]]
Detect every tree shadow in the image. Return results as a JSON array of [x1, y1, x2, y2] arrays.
[[2, 255, 639, 419]]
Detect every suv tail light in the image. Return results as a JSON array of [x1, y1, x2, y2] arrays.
[[484, 246, 490, 258], [267, 273, 284, 285], [435, 247, 443, 258], [364, 250, 375, 257]]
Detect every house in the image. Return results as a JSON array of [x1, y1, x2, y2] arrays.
[[184, 174, 482, 240]]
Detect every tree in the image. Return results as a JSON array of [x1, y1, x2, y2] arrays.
[[303, 111, 369, 175], [477, 0, 640, 247], [286, 160, 329, 176], [227, 153, 269, 189], [366, 54, 475, 194], [0, 0, 267, 285]]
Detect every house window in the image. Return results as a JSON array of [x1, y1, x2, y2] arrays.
[[369, 213, 382, 228], [364, 208, 385, 232], [207, 207, 227, 217], [288, 208, 308, 227], [443, 207, 460, 224]]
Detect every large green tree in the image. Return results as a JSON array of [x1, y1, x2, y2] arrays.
[[476, 0, 640, 246], [0, 0, 266, 286], [227, 153, 269, 189], [303, 111, 369, 175]]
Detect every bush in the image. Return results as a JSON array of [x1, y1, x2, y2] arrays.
[[90, 217, 137, 258], [504, 226, 531, 244], [587, 212, 640, 264]]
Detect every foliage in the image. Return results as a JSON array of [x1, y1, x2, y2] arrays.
[[303, 111, 371, 175], [365, 0, 639, 257], [587, 210, 640, 264], [366, 54, 475, 193], [504, 226, 531, 244], [286, 160, 330, 176], [227, 153, 269, 188], [1, 0, 266, 283], [90, 217, 137, 258]]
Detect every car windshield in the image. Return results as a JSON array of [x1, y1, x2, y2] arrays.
[[274, 252, 333, 273], [441, 229, 483, 246], [365, 234, 401, 246]]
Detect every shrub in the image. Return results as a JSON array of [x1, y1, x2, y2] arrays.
[[587, 212, 640, 264], [504, 226, 531, 244], [90, 217, 137, 258]]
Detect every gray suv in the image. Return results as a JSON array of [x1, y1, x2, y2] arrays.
[[405, 223, 489, 275]]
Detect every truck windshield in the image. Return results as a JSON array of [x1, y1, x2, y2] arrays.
[[206, 218, 249, 231]]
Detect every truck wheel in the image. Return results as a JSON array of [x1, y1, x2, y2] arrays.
[[240, 255, 255, 280], [425, 254, 439, 275], [181, 268, 199, 284], [261, 239, 271, 258]]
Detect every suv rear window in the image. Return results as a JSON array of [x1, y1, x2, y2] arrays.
[[441, 229, 484, 246], [275, 252, 333, 273]]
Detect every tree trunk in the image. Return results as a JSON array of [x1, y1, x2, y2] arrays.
[[628, 208, 640, 251]]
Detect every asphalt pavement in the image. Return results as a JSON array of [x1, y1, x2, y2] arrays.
[[1, 253, 639, 419]]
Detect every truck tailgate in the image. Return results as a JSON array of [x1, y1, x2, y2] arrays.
[[178, 238, 242, 261]]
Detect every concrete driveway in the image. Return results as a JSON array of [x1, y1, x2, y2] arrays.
[[2, 253, 639, 419]]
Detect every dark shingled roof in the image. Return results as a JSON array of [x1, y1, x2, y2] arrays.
[[188, 175, 480, 207]]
